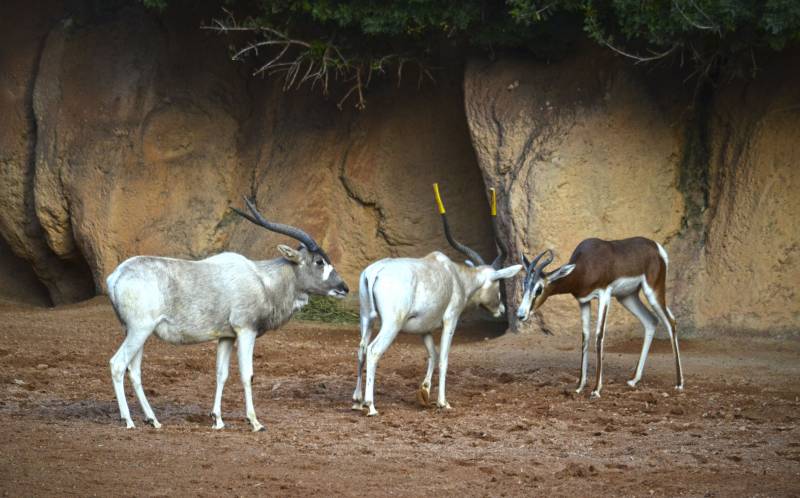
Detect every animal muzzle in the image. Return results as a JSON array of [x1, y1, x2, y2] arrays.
[[516, 307, 530, 322], [328, 282, 349, 298]]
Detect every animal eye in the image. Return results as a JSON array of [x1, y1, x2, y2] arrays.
[[316, 260, 324, 266]]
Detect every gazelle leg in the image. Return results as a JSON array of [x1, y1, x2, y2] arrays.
[[437, 318, 458, 410], [363, 322, 400, 416], [127, 346, 160, 428], [110, 327, 152, 428], [352, 315, 373, 410], [236, 329, 264, 432], [642, 283, 684, 391], [417, 333, 437, 406], [211, 337, 234, 429], [618, 293, 658, 388], [590, 291, 611, 399], [576, 302, 591, 393]]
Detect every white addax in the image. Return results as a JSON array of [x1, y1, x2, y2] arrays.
[[107, 198, 348, 431], [352, 184, 522, 416], [516, 237, 684, 398]]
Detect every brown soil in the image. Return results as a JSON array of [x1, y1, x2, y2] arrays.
[[1, 298, 799, 497]]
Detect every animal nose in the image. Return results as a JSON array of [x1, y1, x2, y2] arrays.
[[516, 309, 528, 321], [338, 282, 349, 294]]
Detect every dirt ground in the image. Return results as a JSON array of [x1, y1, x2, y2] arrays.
[[1, 298, 799, 497]]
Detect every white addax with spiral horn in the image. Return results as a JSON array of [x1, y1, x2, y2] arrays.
[[516, 237, 684, 399], [351, 184, 522, 416], [106, 197, 349, 431]]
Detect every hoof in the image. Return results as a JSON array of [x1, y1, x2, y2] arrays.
[[589, 391, 601, 400], [437, 402, 452, 410], [351, 403, 364, 411], [575, 386, 585, 394], [122, 418, 135, 429], [626, 379, 639, 388], [366, 405, 378, 417], [416, 388, 430, 406], [674, 384, 684, 392], [145, 418, 162, 429], [251, 423, 266, 432]]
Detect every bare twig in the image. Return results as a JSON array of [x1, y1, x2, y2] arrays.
[[602, 39, 679, 63], [204, 9, 433, 109], [672, 0, 719, 33]]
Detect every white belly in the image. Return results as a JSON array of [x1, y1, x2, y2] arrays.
[[154, 322, 237, 344], [578, 275, 645, 304]]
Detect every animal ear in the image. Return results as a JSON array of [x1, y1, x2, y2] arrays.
[[491, 264, 523, 281], [547, 263, 575, 282], [277, 244, 303, 264]]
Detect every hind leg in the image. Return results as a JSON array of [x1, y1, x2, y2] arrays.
[[127, 346, 160, 428], [110, 327, 152, 428], [618, 293, 658, 388], [417, 333, 437, 406], [363, 322, 400, 416], [211, 337, 234, 429], [642, 282, 684, 391], [352, 315, 373, 410]]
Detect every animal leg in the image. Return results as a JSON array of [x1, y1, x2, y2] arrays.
[[576, 302, 591, 393], [417, 333, 437, 406], [590, 292, 611, 400], [211, 337, 234, 429], [437, 318, 458, 410], [127, 346, 160, 428], [642, 283, 684, 391], [236, 329, 264, 432], [363, 322, 400, 417], [352, 314, 373, 410], [618, 293, 658, 388], [109, 327, 152, 428]]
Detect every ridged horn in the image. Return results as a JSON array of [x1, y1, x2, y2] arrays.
[[433, 183, 486, 266]]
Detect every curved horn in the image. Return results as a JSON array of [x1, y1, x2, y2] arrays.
[[433, 183, 486, 266], [488, 188, 508, 269], [232, 196, 329, 260], [535, 249, 554, 274], [524, 249, 551, 273]]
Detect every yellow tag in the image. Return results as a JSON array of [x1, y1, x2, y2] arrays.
[[433, 183, 446, 214], [489, 188, 497, 216]]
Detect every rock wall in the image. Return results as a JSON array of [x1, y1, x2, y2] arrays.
[[1, 1, 797, 336], [0, 1, 494, 304], [464, 50, 800, 336]]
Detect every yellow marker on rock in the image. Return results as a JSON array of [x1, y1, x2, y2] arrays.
[[433, 182, 446, 214], [489, 188, 497, 216]]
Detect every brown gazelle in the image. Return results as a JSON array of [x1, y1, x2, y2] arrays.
[[516, 237, 684, 398]]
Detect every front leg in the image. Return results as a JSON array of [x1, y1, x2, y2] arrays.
[[576, 302, 591, 393], [437, 318, 458, 410], [236, 329, 265, 432], [590, 292, 611, 399], [211, 337, 234, 430]]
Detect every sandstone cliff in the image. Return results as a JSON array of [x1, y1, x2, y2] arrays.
[[1, 2, 797, 336], [464, 50, 800, 335]]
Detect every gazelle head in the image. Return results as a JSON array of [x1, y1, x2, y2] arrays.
[[232, 197, 349, 298], [516, 249, 575, 322], [433, 183, 521, 318]]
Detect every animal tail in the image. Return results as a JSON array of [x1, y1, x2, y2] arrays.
[[105, 262, 130, 329], [359, 267, 380, 320]]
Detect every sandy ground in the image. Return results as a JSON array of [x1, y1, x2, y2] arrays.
[[1, 297, 799, 497]]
